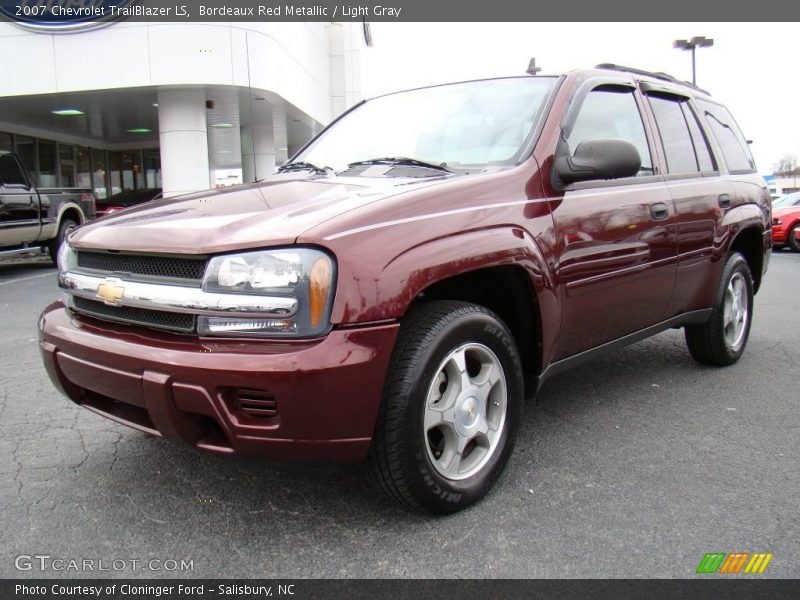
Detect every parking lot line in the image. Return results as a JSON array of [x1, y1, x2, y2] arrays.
[[0, 271, 55, 287]]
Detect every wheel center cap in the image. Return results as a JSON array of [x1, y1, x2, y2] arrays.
[[455, 396, 480, 434]]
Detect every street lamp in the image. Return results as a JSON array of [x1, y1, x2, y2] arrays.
[[673, 36, 714, 85]]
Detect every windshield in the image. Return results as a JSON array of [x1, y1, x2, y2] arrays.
[[773, 193, 800, 208], [294, 77, 557, 173]]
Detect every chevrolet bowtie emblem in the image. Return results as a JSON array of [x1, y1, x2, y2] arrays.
[[96, 278, 125, 306]]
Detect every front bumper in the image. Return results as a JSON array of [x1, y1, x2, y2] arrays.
[[39, 303, 398, 464], [772, 226, 787, 244]]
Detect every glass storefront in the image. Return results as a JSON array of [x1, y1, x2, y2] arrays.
[[144, 149, 161, 188], [37, 140, 57, 187], [75, 146, 91, 188], [59, 144, 75, 187], [90, 147, 108, 199], [0, 130, 160, 198], [15, 135, 36, 177]]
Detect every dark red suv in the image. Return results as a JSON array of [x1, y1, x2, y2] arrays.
[[40, 65, 770, 513]]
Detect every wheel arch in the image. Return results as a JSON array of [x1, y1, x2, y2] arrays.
[[729, 226, 765, 293], [372, 226, 559, 396], [58, 204, 85, 228]]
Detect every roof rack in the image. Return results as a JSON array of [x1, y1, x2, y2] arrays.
[[594, 63, 710, 95]]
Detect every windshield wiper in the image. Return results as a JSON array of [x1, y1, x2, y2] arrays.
[[346, 157, 451, 173], [277, 161, 331, 175]]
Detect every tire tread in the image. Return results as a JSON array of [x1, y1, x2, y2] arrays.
[[367, 301, 506, 511]]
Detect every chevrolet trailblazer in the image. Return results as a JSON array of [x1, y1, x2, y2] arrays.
[[40, 65, 770, 513]]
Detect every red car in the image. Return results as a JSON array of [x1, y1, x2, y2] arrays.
[[40, 65, 770, 513], [95, 188, 162, 219], [771, 192, 800, 251]]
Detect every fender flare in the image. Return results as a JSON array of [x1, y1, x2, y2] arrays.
[[55, 202, 86, 226], [331, 225, 560, 369]]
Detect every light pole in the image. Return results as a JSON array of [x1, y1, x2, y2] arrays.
[[673, 36, 714, 84]]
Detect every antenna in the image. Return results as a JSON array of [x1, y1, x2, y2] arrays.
[[526, 58, 542, 75]]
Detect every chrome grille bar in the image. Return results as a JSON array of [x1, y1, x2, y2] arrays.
[[60, 272, 298, 318]]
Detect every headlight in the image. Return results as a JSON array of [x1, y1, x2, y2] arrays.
[[773, 217, 782, 225], [57, 243, 77, 274], [200, 248, 335, 337]]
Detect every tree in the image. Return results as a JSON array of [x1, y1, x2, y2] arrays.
[[773, 154, 798, 176]]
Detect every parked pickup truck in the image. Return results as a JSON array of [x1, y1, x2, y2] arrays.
[[40, 65, 770, 513], [0, 151, 95, 263]]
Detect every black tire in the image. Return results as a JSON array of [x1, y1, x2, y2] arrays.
[[367, 300, 524, 514], [48, 218, 78, 266], [787, 223, 800, 252], [684, 252, 754, 366]]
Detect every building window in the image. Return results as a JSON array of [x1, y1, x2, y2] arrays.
[[91, 147, 108, 199], [0, 131, 12, 153], [15, 135, 36, 178], [143, 149, 161, 188], [108, 151, 122, 195], [38, 139, 57, 187], [75, 146, 91, 188], [59, 144, 75, 187]]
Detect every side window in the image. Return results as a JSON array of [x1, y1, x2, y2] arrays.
[[647, 95, 699, 174], [567, 88, 653, 176], [0, 154, 28, 187], [681, 103, 715, 172], [696, 100, 756, 173], [647, 95, 715, 175]]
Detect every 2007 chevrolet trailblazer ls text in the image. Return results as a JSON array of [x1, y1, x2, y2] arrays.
[[40, 65, 770, 513]]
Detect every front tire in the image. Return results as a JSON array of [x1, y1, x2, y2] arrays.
[[48, 218, 78, 266], [368, 301, 524, 514], [684, 252, 754, 366]]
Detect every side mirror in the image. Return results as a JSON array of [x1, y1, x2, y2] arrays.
[[554, 139, 641, 186]]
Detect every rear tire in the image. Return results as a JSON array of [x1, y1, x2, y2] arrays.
[[48, 218, 78, 266], [685, 252, 754, 366], [367, 301, 524, 514], [788, 224, 800, 252]]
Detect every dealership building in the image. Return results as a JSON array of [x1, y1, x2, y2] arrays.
[[0, 20, 363, 197]]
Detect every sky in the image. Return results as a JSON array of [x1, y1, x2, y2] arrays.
[[360, 22, 797, 175]]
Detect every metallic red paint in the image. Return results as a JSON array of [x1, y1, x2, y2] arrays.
[[40, 303, 398, 463], [40, 68, 771, 464]]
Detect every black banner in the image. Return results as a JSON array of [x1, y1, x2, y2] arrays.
[[0, 0, 799, 24], [3, 579, 800, 600]]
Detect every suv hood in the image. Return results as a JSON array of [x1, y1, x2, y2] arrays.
[[69, 173, 452, 254]]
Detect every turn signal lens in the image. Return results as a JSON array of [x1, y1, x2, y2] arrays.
[[309, 256, 332, 328]]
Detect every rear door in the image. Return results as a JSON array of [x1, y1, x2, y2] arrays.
[[641, 89, 732, 315], [0, 153, 41, 246], [550, 83, 678, 359]]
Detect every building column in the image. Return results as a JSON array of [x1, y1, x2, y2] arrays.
[[241, 124, 275, 183], [157, 90, 210, 197]]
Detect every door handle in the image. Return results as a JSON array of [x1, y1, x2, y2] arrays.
[[718, 194, 732, 209], [650, 202, 669, 220]]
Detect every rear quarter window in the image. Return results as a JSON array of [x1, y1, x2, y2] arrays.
[[696, 100, 756, 173]]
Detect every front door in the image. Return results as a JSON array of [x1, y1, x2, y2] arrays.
[[549, 85, 677, 359]]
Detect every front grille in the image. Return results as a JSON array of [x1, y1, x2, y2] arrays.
[[77, 251, 208, 282], [72, 296, 196, 333]]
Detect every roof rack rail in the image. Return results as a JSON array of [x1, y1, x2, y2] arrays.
[[594, 63, 710, 95]]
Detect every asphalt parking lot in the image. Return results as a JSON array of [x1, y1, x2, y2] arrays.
[[1, 250, 798, 579]]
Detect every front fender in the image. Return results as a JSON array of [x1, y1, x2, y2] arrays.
[[330, 226, 560, 362]]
